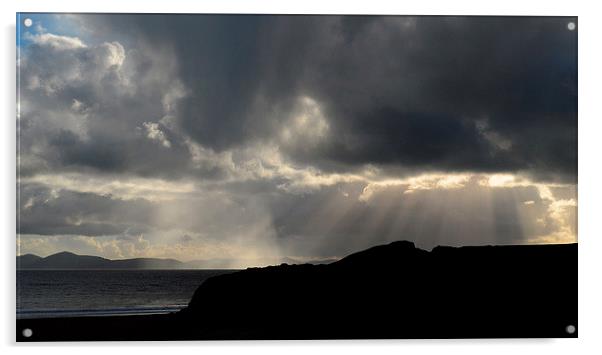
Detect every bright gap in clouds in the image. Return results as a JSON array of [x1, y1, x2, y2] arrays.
[[18, 170, 577, 265]]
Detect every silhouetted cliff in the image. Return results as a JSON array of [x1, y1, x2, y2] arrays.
[[178, 241, 577, 339]]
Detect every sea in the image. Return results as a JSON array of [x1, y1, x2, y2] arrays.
[[16, 269, 237, 319]]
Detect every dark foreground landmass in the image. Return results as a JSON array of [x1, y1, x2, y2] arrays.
[[17, 241, 577, 341]]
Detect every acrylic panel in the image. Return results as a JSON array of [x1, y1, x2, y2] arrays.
[[16, 13, 577, 341]]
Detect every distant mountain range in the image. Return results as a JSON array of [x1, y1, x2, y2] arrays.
[[16, 251, 337, 270]]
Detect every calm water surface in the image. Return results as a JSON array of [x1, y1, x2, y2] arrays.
[[17, 269, 236, 318]]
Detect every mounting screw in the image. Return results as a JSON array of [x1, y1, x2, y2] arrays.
[[566, 324, 576, 334], [22, 328, 33, 338]]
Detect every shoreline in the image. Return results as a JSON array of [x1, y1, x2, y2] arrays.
[[17, 305, 187, 320]]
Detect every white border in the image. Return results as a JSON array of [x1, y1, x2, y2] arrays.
[[2, 1, 601, 354]]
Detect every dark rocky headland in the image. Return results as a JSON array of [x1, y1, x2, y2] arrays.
[[17, 241, 577, 341]]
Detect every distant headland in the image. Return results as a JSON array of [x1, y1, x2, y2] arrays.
[[16, 251, 337, 270]]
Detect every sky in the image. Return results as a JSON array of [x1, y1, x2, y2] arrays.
[[17, 14, 577, 266]]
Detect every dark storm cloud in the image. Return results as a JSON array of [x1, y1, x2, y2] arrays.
[[18, 183, 154, 236], [49, 130, 127, 171], [74, 15, 576, 181], [307, 17, 577, 180], [290, 109, 513, 171], [46, 129, 210, 179]]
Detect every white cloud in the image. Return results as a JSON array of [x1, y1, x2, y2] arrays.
[[359, 173, 472, 202], [21, 33, 130, 97], [279, 96, 330, 147], [26, 32, 87, 50], [94, 41, 125, 68], [21, 173, 196, 202], [142, 122, 171, 148]]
